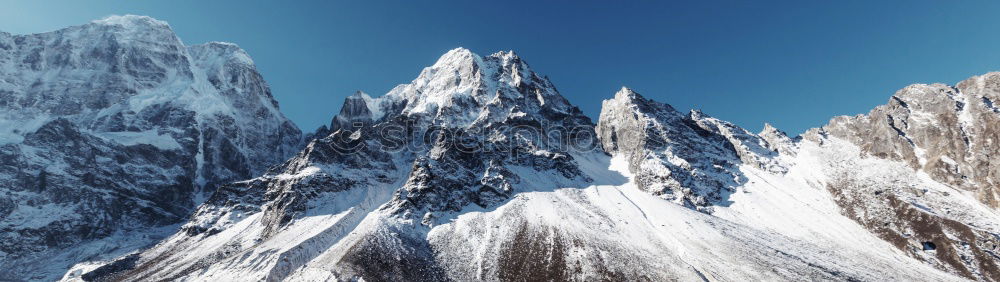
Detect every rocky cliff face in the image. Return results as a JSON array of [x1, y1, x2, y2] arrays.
[[820, 74, 1000, 210], [0, 15, 301, 281], [812, 74, 1000, 281]]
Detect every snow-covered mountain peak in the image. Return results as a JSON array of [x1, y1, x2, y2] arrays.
[[428, 47, 522, 69], [91, 14, 169, 28], [613, 86, 639, 98], [429, 47, 480, 68], [189, 41, 256, 66], [327, 48, 576, 128], [329, 90, 378, 132], [601, 86, 681, 115], [688, 108, 708, 119], [758, 122, 796, 154], [0, 16, 302, 280], [349, 90, 372, 98], [610, 86, 657, 108], [81, 14, 180, 46], [803, 71, 1000, 280], [488, 49, 520, 60], [760, 122, 781, 135], [82, 47, 614, 281]]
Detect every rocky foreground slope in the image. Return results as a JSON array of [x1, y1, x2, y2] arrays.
[[0, 15, 301, 281], [70, 46, 1000, 281]]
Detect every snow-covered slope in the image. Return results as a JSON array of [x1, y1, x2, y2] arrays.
[[0, 15, 301, 281], [598, 88, 999, 281], [73, 48, 999, 281]]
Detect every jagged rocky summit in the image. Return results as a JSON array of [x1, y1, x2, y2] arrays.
[[0, 15, 301, 281]]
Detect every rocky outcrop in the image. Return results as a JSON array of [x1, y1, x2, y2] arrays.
[[329, 91, 375, 132], [820, 74, 1000, 209], [596, 87, 783, 211], [811, 73, 1000, 281], [827, 174, 1000, 281], [759, 123, 797, 156]]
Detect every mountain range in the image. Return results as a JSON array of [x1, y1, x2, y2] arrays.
[[0, 16, 997, 282]]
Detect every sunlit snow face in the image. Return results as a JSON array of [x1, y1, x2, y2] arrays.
[[319, 48, 602, 157]]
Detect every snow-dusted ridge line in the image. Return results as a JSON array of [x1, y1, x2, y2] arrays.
[[91, 14, 169, 27], [64, 43, 1000, 281]]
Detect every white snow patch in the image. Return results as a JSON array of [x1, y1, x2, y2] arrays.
[[2, 203, 79, 230], [0, 115, 51, 145], [93, 130, 181, 150]]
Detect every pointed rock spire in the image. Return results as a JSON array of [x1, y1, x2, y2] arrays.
[[330, 90, 375, 132]]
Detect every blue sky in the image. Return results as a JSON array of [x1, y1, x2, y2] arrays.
[[3, 1, 1000, 134]]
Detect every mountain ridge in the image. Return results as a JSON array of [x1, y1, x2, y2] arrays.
[[70, 42, 998, 281], [0, 15, 997, 282]]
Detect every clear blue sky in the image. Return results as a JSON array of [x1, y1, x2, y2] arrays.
[[3, 1, 1000, 134]]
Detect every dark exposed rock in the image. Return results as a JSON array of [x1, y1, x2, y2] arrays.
[[330, 91, 375, 132], [827, 177, 1000, 281], [81, 254, 140, 282], [337, 226, 450, 282]]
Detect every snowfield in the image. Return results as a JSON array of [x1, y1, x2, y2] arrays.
[[67, 147, 970, 281]]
